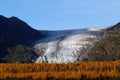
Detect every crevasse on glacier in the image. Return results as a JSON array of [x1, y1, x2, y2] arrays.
[[34, 28, 105, 63]]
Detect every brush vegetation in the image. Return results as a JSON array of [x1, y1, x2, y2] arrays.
[[0, 61, 120, 80], [88, 23, 120, 61]]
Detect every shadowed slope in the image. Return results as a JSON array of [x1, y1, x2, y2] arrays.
[[0, 15, 43, 63]]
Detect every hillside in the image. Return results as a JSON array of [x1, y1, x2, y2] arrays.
[[0, 15, 43, 63], [88, 23, 120, 61], [0, 15, 120, 63]]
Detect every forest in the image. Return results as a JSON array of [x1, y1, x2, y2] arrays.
[[0, 61, 120, 80]]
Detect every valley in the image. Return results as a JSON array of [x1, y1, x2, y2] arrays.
[[0, 15, 120, 79], [34, 29, 104, 63]]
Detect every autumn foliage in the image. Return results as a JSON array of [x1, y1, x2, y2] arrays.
[[0, 61, 120, 79]]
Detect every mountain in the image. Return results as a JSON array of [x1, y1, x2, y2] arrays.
[[0, 15, 42, 45], [88, 22, 120, 61], [1, 15, 120, 63], [0, 15, 43, 63], [34, 28, 105, 63]]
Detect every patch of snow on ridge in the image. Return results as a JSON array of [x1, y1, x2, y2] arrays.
[[87, 28, 103, 31], [34, 28, 105, 63]]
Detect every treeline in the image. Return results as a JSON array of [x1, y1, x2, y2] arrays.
[[0, 61, 120, 79]]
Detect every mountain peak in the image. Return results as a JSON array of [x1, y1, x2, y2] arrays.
[[0, 15, 8, 22], [0, 15, 7, 18], [0, 15, 43, 62], [0, 15, 43, 45], [0, 15, 23, 23], [9, 16, 20, 21]]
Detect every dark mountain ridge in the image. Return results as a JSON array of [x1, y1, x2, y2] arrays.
[[0, 15, 43, 63], [0, 15, 43, 46]]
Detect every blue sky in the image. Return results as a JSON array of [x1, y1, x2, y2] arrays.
[[0, 0, 120, 30]]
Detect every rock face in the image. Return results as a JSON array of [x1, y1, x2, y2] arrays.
[[34, 28, 105, 63]]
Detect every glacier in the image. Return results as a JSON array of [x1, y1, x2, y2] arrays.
[[34, 28, 105, 63]]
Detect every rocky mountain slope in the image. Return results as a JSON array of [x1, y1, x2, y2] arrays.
[[0, 15, 43, 63], [34, 28, 105, 63], [88, 23, 120, 61]]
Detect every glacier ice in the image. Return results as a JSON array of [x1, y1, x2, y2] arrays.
[[34, 28, 105, 63]]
